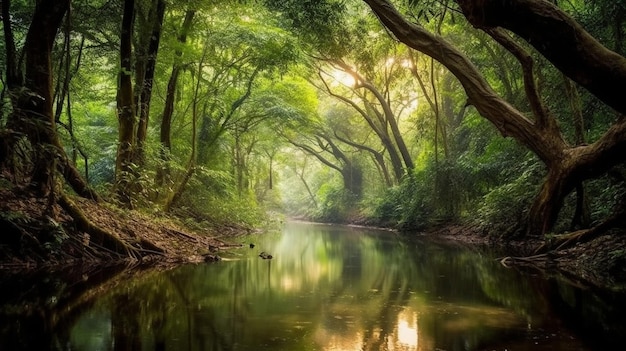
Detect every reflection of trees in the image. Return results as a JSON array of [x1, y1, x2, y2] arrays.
[[0, 264, 127, 349], [3, 223, 624, 350]]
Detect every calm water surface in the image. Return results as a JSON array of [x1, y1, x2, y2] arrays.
[[1, 221, 626, 350]]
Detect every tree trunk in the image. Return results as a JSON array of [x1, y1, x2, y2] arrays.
[[15, 0, 69, 199], [115, 0, 137, 208], [156, 10, 195, 187], [364, 80, 414, 171], [135, 0, 166, 166], [563, 75, 591, 229], [162, 45, 204, 211], [2, 0, 19, 92], [159, 9, 196, 147], [527, 167, 571, 235]]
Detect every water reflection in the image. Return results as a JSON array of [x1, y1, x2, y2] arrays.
[[1, 221, 626, 350]]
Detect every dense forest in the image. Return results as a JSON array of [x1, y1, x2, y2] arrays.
[[1, 0, 625, 278]]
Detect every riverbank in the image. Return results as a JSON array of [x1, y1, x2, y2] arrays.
[[2, 185, 625, 291], [251, 217, 626, 291], [419, 222, 626, 291], [0, 186, 247, 269]]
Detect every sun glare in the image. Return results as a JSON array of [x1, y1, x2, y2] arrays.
[[396, 310, 419, 349], [329, 69, 356, 87]]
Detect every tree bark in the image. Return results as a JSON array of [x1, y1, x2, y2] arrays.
[[456, 0, 626, 116], [16, 0, 69, 198], [115, 0, 137, 207], [135, 0, 166, 166]]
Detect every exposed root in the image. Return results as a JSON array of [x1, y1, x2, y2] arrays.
[[58, 156, 100, 201], [533, 213, 626, 255], [136, 237, 166, 256], [59, 193, 141, 260], [498, 254, 549, 268], [164, 227, 199, 242]]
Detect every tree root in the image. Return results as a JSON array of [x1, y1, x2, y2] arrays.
[[164, 227, 199, 242], [499, 254, 549, 267], [58, 156, 100, 201], [59, 193, 141, 260], [533, 212, 626, 255], [136, 237, 166, 255]]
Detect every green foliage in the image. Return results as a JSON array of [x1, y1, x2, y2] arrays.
[[0, 210, 29, 224], [262, 0, 350, 56], [173, 166, 266, 228], [6, 0, 622, 239], [372, 172, 432, 231], [475, 160, 543, 237], [312, 182, 351, 222]]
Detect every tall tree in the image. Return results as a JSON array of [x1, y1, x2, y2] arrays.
[[315, 58, 414, 184], [156, 9, 195, 187], [115, 0, 137, 207], [2, 0, 95, 200], [1, 0, 142, 258], [134, 0, 166, 166]]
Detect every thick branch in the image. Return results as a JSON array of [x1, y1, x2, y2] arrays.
[[485, 28, 550, 129], [570, 118, 626, 179], [457, 0, 626, 115], [363, 0, 566, 165], [289, 139, 343, 173]]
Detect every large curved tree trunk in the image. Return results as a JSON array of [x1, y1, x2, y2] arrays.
[[364, 0, 626, 236], [456, 0, 626, 116], [527, 167, 572, 236]]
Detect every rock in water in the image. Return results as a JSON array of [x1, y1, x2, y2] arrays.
[[203, 253, 221, 262], [259, 251, 273, 259]]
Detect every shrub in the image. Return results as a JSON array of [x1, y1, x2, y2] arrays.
[[475, 161, 543, 237]]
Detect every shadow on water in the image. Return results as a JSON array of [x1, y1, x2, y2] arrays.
[[1, 221, 626, 350]]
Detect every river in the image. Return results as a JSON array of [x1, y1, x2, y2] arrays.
[[1, 221, 625, 350]]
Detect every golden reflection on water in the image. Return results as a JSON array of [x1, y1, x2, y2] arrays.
[[310, 307, 423, 351], [396, 309, 418, 349]]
